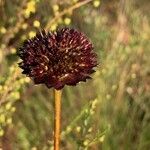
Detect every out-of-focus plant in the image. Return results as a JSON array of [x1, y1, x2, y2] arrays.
[[0, 0, 149, 149], [0, 0, 102, 149]]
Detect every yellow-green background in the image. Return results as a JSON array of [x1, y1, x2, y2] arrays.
[[0, 0, 150, 149]]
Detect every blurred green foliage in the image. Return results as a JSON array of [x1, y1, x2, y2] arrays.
[[0, 0, 150, 149]]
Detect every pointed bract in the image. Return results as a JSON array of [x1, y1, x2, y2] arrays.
[[18, 28, 97, 89]]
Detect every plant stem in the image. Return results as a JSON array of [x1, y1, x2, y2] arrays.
[[54, 89, 62, 150]]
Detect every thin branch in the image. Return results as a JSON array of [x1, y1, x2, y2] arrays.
[[2, 0, 28, 45], [0, 67, 20, 106], [46, 0, 93, 30]]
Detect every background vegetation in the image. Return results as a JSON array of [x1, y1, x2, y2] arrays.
[[0, 0, 150, 149]]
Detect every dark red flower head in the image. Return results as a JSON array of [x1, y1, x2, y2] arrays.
[[18, 28, 97, 89]]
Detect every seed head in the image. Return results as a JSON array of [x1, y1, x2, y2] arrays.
[[18, 28, 97, 89]]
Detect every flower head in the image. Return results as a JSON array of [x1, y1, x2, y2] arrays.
[[18, 28, 97, 89]]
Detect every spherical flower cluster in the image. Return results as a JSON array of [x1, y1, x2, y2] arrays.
[[18, 28, 97, 89]]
